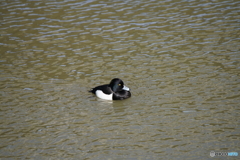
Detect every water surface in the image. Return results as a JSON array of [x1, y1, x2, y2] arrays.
[[0, 0, 240, 159]]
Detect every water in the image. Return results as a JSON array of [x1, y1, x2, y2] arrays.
[[0, 0, 240, 159]]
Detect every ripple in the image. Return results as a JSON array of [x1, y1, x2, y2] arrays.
[[1, 0, 240, 159]]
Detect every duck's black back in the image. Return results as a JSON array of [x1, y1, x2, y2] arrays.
[[90, 84, 112, 95]]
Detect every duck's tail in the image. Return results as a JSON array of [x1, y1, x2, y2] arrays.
[[89, 89, 93, 93]]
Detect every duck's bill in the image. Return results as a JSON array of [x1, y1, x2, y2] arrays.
[[123, 85, 130, 91]]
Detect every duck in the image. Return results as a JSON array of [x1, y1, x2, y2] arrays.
[[90, 78, 131, 100]]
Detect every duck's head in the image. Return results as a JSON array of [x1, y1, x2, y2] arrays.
[[109, 78, 130, 92]]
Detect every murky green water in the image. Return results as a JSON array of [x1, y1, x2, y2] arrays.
[[1, 0, 240, 159]]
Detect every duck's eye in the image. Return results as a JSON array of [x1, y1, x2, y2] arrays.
[[119, 84, 121, 86]]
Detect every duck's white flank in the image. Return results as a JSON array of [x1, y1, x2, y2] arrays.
[[95, 90, 113, 100]]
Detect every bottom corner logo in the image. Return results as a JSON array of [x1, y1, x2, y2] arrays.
[[210, 151, 215, 157]]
